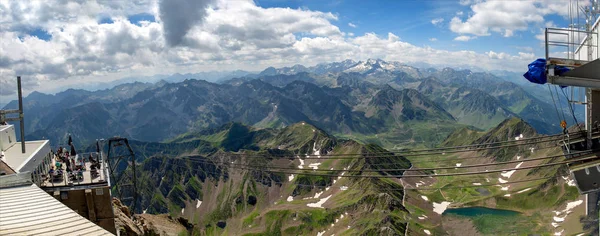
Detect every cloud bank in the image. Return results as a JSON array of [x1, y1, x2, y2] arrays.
[[0, 0, 537, 97]]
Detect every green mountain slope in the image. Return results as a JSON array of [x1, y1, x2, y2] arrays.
[[124, 123, 414, 235], [402, 118, 585, 235], [100, 118, 589, 235]]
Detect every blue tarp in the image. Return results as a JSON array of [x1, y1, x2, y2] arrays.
[[523, 58, 570, 85], [523, 59, 547, 84]]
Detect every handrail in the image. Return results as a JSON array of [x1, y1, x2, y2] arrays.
[[546, 27, 598, 34], [545, 26, 598, 64]]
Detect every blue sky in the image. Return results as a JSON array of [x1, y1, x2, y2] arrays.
[[1, 0, 594, 99], [255, 0, 569, 57]]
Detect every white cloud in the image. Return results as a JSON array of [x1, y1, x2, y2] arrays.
[[0, 0, 539, 97], [348, 22, 356, 28], [450, 0, 586, 38], [459, 0, 482, 6], [456, 11, 463, 16], [429, 38, 437, 42], [454, 35, 475, 41], [431, 18, 444, 26]]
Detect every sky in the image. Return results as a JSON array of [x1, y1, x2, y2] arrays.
[[0, 0, 593, 102]]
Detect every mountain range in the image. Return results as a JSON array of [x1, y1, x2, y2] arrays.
[[3, 58, 591, 235], [3, 59, 577, 149]]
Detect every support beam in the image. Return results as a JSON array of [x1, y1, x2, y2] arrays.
[[17, 76, 25, 154], [85, 189, 97, 222], [585, 88, 600, 236], [549, 76, 600, 89], [586, 90, 600, 147]]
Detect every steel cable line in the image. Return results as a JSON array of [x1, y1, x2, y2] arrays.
[[549, 84, 565, 129], [204, 133, 571, 159], [206, 143, 562, 165], [156, 152, 600, 178], [141, 158, 572, 235], [172, 143, 560, 168], [385, 143, 559, 165], [178, 149, 591, 173], [560, 86, 584, 132], [228, 141, 564, 159], [247, 176, 553, 191], [146, 158, 559, 191], [554, 85, 568, 123], [227, 131, 600, 159], [142, 159, 562, 234], [376, 132, 570, 152]]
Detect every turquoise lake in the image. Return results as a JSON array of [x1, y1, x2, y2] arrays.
[[442, 207, 521, 217]]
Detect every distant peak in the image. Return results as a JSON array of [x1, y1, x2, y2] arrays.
[[366, 58, 383, 63], [475, 117, 537, 144], [291, 64, 306, 69], [27, 91, 49, 97]]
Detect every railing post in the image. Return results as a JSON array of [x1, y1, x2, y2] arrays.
[[545, 28, 549, 60]]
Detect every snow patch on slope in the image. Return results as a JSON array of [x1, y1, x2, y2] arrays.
[[433, 201, 451, 214], [307, 195, 332, 208], [501, 162, 523, 178], [517, 188, 531, 194]]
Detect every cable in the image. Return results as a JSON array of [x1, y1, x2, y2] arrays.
[[227, 143, 561, 165], [560, 86, 583, 133], [404, 177, 552, 190], [166, 139, 561, 171], [236, 130, 600, 160], [554, 85, 568, 122], [548, 84, 565, 125], [229, 137, 569, 159], [208, 132, 574, 160], [179, 149, 591, 173], [406, 143, 559, 164], [159, 152, 600, 178], [377, 132, 567, 153], [146, 158, 558, 191]]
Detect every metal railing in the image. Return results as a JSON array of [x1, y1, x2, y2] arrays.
[[545, 27, 598, 64], [545, 26, 599, 104]]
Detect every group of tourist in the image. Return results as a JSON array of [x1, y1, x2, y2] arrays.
[[49, 142, 90, 182], [44, 136, 104, 184]]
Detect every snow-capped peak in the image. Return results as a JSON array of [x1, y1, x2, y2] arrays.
[[345, 58, 392, 73]]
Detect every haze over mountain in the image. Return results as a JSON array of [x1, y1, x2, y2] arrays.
[[3, 59, 589, 235], [3, 59, 578, 148]]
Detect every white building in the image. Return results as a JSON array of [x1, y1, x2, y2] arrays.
[[0, 124, 52, 183]]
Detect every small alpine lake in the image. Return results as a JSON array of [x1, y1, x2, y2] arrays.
[[442, 206, 521, 217]]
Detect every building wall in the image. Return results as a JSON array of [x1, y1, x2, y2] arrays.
[[49, 186, 116, 234], [0, 125, 17, 152]]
